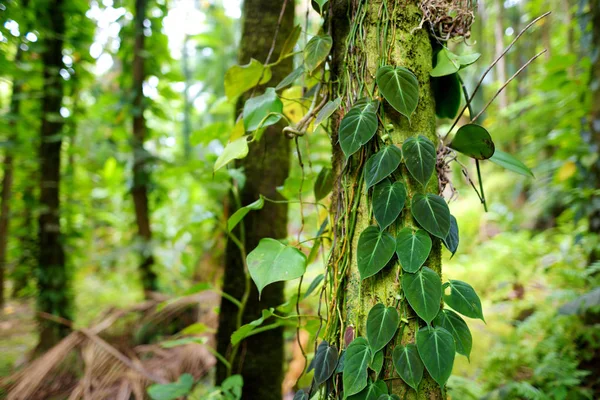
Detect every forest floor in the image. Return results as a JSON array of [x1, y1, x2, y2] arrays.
[[0, 300, 37, 377]]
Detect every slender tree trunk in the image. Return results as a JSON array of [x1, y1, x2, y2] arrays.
[[131, 0, 158, 296], [588, 0, 600, 264], [13, 184, 35, 297], [36, 0, 71, 351], [215, 1, 293, 398], [327, 1, 442, 398], [494, 0, 508, 110]]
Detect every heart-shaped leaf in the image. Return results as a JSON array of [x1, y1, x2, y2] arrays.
[[315, 97, 342, 128], [372, 180, 406, 229], [339, 101, 379, 158], [243, 88, 283, 132], [314, 167, 334, 201], [376, 66, 419, 120], [442, 215, 459, 256], [276, 66, 305, 90], [411, 194, 451, 239], [432, 73, 461, 119], [395, 228, 432, 273], [434, 309, 472, 359], [228, 196, 264, 232], [347, 380, 387, 400], [416, 326, 455, 386], [357, 226, 396, 280], [402, 135, 436, 187], [343, 337, 372, 397], [369, 350, 384, 377], [314, 340, 339, 386], [489, 149, 534, 177], [224, 59, 272, 100], [430, 48, 481, 77], [247, 239, 307, 298], [214, 136, 249, 172], [443, 280, 484, 321], [402, 267, 442, 324], [365, 145, 402, 189], [449, 124, 495, 160], [366, 303, 400, 353], [280, 25, 301, 60], [392, 344, 424, 390], [304, 34, 332, 72]]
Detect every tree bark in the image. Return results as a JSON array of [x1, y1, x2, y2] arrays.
[[131, 0, 158, 296], [36, 0, 71, 351], [215, 1, 293, 398], [588, 0, 600, 264], [327, 1, 442, 398]]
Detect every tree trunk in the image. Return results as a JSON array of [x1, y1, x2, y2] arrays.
[[36, 0, 71, 351], [131, 0, 158, 296], [327, 1, 442, 398], [215, 1, 293, 398], [588, 0, 600, 264], [494, 0, 508, 110]]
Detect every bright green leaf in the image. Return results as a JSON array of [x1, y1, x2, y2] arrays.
[[357, 226, 396, 280], [343, 337, 372, 397], [449, 124, 495, 160], [442, 215, 459, 256], [402, 135, 436, 187], [392, 344, 424, 391], [224, 59, 272, 100], [339, 101, 379, 158], [314, 167, 334, 201], [430, 48, 460, 77], [315, 97, 342, 128], [313, 0, 328, 14], [247, 239, 307, 298], [411, 194, 451, 239], [434, 309, 472, 359], [221, 375, 243, 400], [402, 267, 442, 324], [372, 180, 406, 229], [227, 196, 264, 232], [365, 145, 403, 189], [276, 66, 305, 90], [416, 326, 455, 386], [147, 374, 194, 400], [314, 340, 339, 386], [243, 88, 283, 132], [214, 136, 249, 172], [304, 35, 332, 72], [443, 280, 484, 321], [395, 228, 432, 273], [376, 66, 420, 120], [231, 308, 274, 345], [366, 303, 400, 353], [489, 149, 534, 177]]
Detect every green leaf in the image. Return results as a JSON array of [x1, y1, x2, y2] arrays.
[[370, 350, 384, 377], [443, 280, 484, 321], [276, 66, 305, 90], [221, 374, 243, 400], [293, 389, 308, 400], [314, 167, 334, 201], [336, 350, 346, 374], [347, 380, 388, 400], [442, 215, 459, 256], [456, 52, 481, 69], [247, 239, 307, 298], [227, 196, 264, 232], [432, 73, 461, 119], [214, 136, 249, 172], [357, 226, 396, 280], [489, 149, 534, 177], [303, 273, 324, 299], [339, 101, 379, 158], [416, 326, 455, 386], [147, 374, 194, 400], [402, 135, 436, 187], [343, 337, 372, 397], [314, 340, 339, 386], [180, 322, 213, 335], [392, 344, 424, 390], [430, 48, 481, 77], [449, 124, 495, 160], [243, 88, 283, 132], [366, 303, 400, 352], [433, 309, 472, 359], [377, 396, 400, 400], [231, 309, 274, 345], [376, 66, 420, 120], [280, 25, 301, 60], [160, 337, 207, 348], [395, 228, 432, 273], [411, 194, 451, 239], [313, 0, 328, 14], [365, 145, 403, 189], [372, 180, 406, 230], [224, 59, 272, 100], [402, 267, 442, 324], [315, 97, 342, 128], [304, 35, 332, 72]]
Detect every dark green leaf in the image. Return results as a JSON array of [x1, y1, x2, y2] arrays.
[[315, 97, 342, 128], [304, 273, 324, 299], [314, 340, 339, 386], [377, 396, 401, 400], [336, 350, 346, 374], [276, 66, 305, 90], [147, 374, 194, 400], [431, 48, 481, 77], [402, 135, 436, 187], [434, 309, 472, 359], [444, 280, 484, 321], [442, 215, 459, 256], [243, 88, 283, 132], [343, 337, 372, 397], [395, 228, 432, 273], [339, 101, 378, 158], [247, 239, 307, 298], [313, 0, 328, 14], [449, 124, 495, 160], [432, 73, 461, 119], [416, 326, 455, 386], [365, 145, 403, 189], [304, 35, 332, 72], [411, 194, 451, 239], [372, 180, 406, 229], [366, 303, 400, 353], [376, 66, 420, 120], [347, 380, 388, 400], [280, 25, 301, 60], [357, 226, 396, 280], [402, 267, 442, 324], [293, 389, 308, 400], [489, 149, 534, 177], [370, 350, 384, 377], [228, 196, 264, 232], [314, 167, 334, 201], [392, 344, 424, 390]]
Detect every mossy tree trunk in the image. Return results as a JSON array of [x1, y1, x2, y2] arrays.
[[327, 1, 443, 398], [215, 1, 293, 399]]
